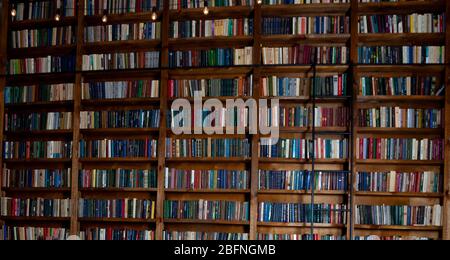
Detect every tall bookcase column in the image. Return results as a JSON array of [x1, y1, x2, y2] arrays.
[[444, 0, 450, 241], [0, 0, 8, 202], [348, 0, 359, 241], [156, 0, 170, 241], [249, 2, 262, 241], [70, 0, 85, 236]]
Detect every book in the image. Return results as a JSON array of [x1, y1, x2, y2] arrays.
[[79, 169, 157, 189], [355, 205, 443, 226], [165, 138, 251, 158], [3, 141, 73, 159], [262, 46, 348, 65], [164, 168, 249, 190], [359, 76, 441, 96], [263, 16, 349, 35], [358, 46, 445, 64], [2, 169, 71, 189], [359, 13, 445, 33], [82, 51, 160, 70], [169, 0, 254, 9], [163, 231, 249, 240], [356, 138, 444, 160], [169, 76, 253, 98], [5, 84, 74, 104], [80, 228, 155, 240], [5, 112, 73, 131], [358, 107, 442, 128], [169, 47, 253, 67], [258, 233, 345, 240], [12, 0, 76, 21], [170, 19, 253, 38], [0, 226, 68, 240], [79, 139, 158, 159], [85, 22, 161, 42], [258, 202, 347, 224], [164, 200, 250, 221], [169, 106, 249, 129], [82, 80, 160, 100], [84, 0, 162, 15], [78, 199, 156, 219], [8, 55, 76, 74], [11, 26, 75, 48], [80, 110, 160, 129], [258, 170, 348, 191], [0, 198, 71, 217]]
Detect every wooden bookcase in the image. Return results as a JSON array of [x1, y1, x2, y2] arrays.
[[0, 0, 449, 240]]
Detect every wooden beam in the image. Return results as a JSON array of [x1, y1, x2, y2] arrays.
[[443, 0, 450, 241]]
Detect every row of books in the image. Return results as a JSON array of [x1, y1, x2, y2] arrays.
[[169, 0, 254, 9], [165, 138, 251, 158], [356, 138, 444, 160], [79, 169, 157, 189], [81, 80, 160, 100], [356, 171, 441, 193], [258, 203, 347, 224], [84, 23, 161, 42], [170, 19, 253, 38], [163, 231, 248, 240], [262, 16, 349, 35], [0, 226, 68, 241], [79, 228, 155, 240], [11, 1, 76, 21], [11, 27, 75, 48], [2, 169, 71, 189], [79, 110, 161, 129], [168, 77, 253, 98], [262, 46, 349, 65], [258, 170, 348, 191], [359, 76, 442, 97], [262, 0, 349, 4], [258, 234, 345, 240], [168, 47, 253, 67], [359, 14, 446, 34], [78, 199, 156, 219], [355, 205, 443, 226], [164, 169, 249, 190], [169, 107, 249, 129], [358, 107, 442, 129], [263, 106, 349, 127], [3, 141, 72, 159], [4, 84, 74, 104], [0, 198, 71, 217], [9, 56, 76, 74], [84, 0, 162, 15], [4, 112, 73, 131], [262, 75, 348, 97], [357, 46, 445, 64], [82, 52, 160, 70], [79, 139, 158, 159], [260, 138, 348, 159], [163, 200, 250, 221], [354, 236, 432, 241]]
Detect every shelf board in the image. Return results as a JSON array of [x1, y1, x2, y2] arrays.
[[169, 36, 253, 49], [169, 66, 253, 77], [79, 158, 158, 163], [1, 216, 70, 222], [357, 0, 445, 15], [261, 34, 350, 46], [83, 40, 161, 54], [2, 188, 71, 193], [164, 219, 250, 226], [81, 98, 160, 107], [357, 96, 444, 103], [84, 11, 163, 25], [258, 190, 347, 195], [358, 33, 445, 46], [80, 128, 160, 136], [4, 130, 73, 137], [8, 45, 76, 59], [260, 65, 349, 74], [6, 73, 76, 86], [354, 224, 442, 231], [355, 192, 443, 198], [9, 17, 77, 30], [80, 188, 157, 193], [356, 64, 445, 73], [257, 222, 345, 228], [79, 218, 156, 223], [278, 127, 350, 134], [4, 101, 74, 110], [356, 160, 443, 166], [166, 158, 251, 163], [81, 69, 160, 81], [165, 189, 250, 194], [169, 6, 253, 21], [3, 159, 72, 164], [356, 128, 443, 135], [261, 3, 350, 16], [259, 158, 348, 164]]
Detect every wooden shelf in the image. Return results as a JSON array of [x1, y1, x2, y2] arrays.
[[4, 101, 74, 110], [165, 189, 251, 194], [258, 190, 347, 195], [6, 72, 76, 86], [356, 64, 445, 73], [4, 130, 73, 138], [354, 225, 442, 231], [80, 128, 160, 136], [9, 17, 77, 30], [8, 45, 76, 59], [355, 192, 443, 198], [358, 33, 445, 46], [1, 217, 71, 222], [259, 158, 348, 164], [84, 12, 163, 25], [83, 40, 161, 54], [2, 188, 71, 193], [79, 158, 158, 163], [356, 160, 443, 166], [358, 0, 445, 15], [261, 3, 350, 16], [261, 34, 350, 46], [164, 219, 250, 226], [357, 96, 445, 103], [169, 36, 253, 49], [356, 128, 443, 135], [81, 98, 160, 107], [79, 218, 156, 223], [80, 188, 158, 193], [169, 6, 253, 20], [3, 159, 72, 164], [257, 222, 345, 228], [166, 158, 251, 163]]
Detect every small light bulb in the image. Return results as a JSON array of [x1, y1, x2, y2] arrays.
[[257, 0, 262, 4], [151, 7, 157, 21], [102, 10, 108, 23], [203, 6, 209, 15], [11, 8, 16, 17], [55, 14, 60, 21]]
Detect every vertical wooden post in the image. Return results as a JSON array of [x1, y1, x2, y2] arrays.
[[443, 0, 450, 241], [70, 0, 85, 236], [156, 0, 170, 241], [348, 0, 359, 241]]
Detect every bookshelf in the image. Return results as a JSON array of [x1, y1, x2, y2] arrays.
[[0, 0, 449, 240]]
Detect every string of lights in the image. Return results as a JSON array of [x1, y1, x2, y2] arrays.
[[9, 0, 264, 22]]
